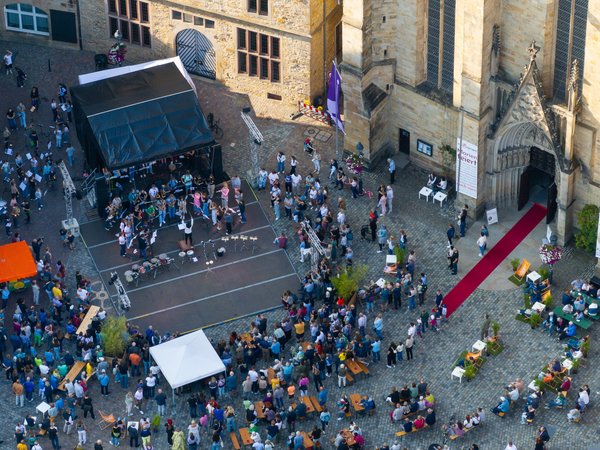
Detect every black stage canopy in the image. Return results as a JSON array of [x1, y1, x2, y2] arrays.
[[71, 62, 215, 170]]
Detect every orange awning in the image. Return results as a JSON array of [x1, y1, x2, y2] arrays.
[[0, 241, 37, 283]]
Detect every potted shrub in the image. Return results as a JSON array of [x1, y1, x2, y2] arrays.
[[332, 264, 368, 305], [581, 338, 590, 358], [492, 321, 501, 337], [542, 294, 554, 310], [511, 258, 520, 272], [464, 364, 476, 381], [151, 415, 161, 433], [571, 358, 581, 374], [100, 316, 129, 357], [529, 313, 542, 329]]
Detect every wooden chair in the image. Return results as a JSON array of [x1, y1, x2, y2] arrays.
[[230, 432, 241, 450], [514, 259, 531, 281], [97, 411, 116, 430]]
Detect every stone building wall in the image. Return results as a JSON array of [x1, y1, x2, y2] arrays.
[[0, 0, 80, 49], [78, 0, 341, 112]]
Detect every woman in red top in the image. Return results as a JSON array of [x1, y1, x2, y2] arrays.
[[414, 415, 426, 429]]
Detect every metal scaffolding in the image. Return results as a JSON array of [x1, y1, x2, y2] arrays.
[[301, 220, 326, 272]]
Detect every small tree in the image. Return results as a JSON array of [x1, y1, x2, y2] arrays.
[[332, 264, 368, 301], [100, 316, 128, 357], [575, 204, 599, 253], [393, 245, 406, 266]]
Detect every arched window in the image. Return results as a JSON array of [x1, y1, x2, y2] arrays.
[[4, 3, 49, 35]]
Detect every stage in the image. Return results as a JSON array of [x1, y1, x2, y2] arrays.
[[80, 182, 299, 333]]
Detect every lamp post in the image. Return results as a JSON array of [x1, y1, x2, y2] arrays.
[[240, 107, 263, 186]]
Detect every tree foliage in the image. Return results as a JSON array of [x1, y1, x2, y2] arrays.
[[100, 315, 128, 357], [575, 204, 599, 253], [332, 264, 368, 300]]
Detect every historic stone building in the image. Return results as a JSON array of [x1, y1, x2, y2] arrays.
[[341, 0, 600, 244], [77, 0, 342, 112], [0, 0, 81, 48]]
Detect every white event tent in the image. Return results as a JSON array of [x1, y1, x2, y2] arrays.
[[149, 329, 225, 389]]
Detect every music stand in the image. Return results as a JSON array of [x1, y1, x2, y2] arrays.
[[231, 235, 240, 251], [249, 236, 258, 254], [239, 235, 249, 251], [205, 259, 214, 276]]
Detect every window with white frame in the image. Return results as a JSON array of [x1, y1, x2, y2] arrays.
[[4, 3, 49, 35]]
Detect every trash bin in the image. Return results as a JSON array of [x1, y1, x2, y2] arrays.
[[95, 54, 108, 71]]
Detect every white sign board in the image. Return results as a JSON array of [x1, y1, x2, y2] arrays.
[[486, 208, 498, 225], [595, 210, 600, 258], [456, 138, 478, 199]]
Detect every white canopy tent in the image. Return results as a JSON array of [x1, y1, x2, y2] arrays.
[[78, 56, 197, 95], [149, 329, 225, 389]]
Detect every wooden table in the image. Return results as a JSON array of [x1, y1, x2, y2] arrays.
[[58, 361, 86, 391], [301, 395, 315, 414], [76, 305, 100, 335], [345, 359, 363, 376], [238, 427, 253, 446], [350, 393, 364, 412], [254, 401, 266, 420], [300, 431, 314, 449], [341, 429, 357, 446]]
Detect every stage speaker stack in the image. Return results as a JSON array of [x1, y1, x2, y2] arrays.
[[95, 174, 110, 216]]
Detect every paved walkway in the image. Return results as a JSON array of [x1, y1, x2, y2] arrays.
[[0, 40, 597, 450]]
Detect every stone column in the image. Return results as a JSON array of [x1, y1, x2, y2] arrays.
[[453, 0, 500, 218], [340, 0, 371, 158]]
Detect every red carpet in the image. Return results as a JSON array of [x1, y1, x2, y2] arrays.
[[445, 203, 547, 316]]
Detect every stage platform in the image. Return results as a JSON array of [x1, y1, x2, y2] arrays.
[[80, 183, 298, 333]]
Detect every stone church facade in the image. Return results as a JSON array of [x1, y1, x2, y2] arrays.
[[77, 0, 342, 113], [341, 0, 600, 244]]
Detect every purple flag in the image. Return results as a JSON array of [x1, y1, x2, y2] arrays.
[[327, 61, 345, 133]]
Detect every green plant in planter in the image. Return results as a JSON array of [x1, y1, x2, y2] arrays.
[[331, 264, 368, 301], [529, 313, 542, 328], [511, 258, 521, 272], [542, 294, 554, 310], [571, 358, 581, 373], [464, 364, 476, 380], [523, 295, 532, 309], [581, 338, 590, 358], [393, 245, 406, 267], [151, 414, 161, 431], [538, 267, 550, 280], [492, 321, 501, 337]]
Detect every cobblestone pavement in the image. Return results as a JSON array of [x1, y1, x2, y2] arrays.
[[0, 40, 597, 450]]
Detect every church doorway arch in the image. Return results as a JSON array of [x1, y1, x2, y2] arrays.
[[517, 147, 557, 223]]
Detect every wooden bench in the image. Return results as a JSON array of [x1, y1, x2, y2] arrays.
[[356, 360, 370, 375], [58, 361, 86, 391], [345, 373, 354, 384], [238, 428, 253, 447], [309, 396, 323, 413], [230, 432, 241, 450], [395, 423, 428, 437], [76, 305, 100, 335], [450, 424, 479, 440]]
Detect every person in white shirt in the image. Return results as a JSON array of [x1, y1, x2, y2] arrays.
[[437, 177, 448, 190], [386, 186, 394, 213], [268, 170, 279, 188], [477, 234, 488, 257], [505, 440, 518, 450]]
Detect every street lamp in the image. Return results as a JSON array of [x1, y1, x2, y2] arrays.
[[240, 107, 263, 186]]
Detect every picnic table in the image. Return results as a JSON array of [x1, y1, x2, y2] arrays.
[[238, 428, 253, 446], [76, 305, 100, 335], [300, 395, 315, 414], [571, 290, 600, 319], [553, 307, 593, 329], [345, 359, 363, 376], [350, 394, 364, 413], [341, 429, 357, 446], [58, 361, 86, 391], [300, 431, 314, 449], [254, 401, 266, 420]]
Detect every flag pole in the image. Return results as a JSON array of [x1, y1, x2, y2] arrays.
[[334, 58, 339, 162]]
